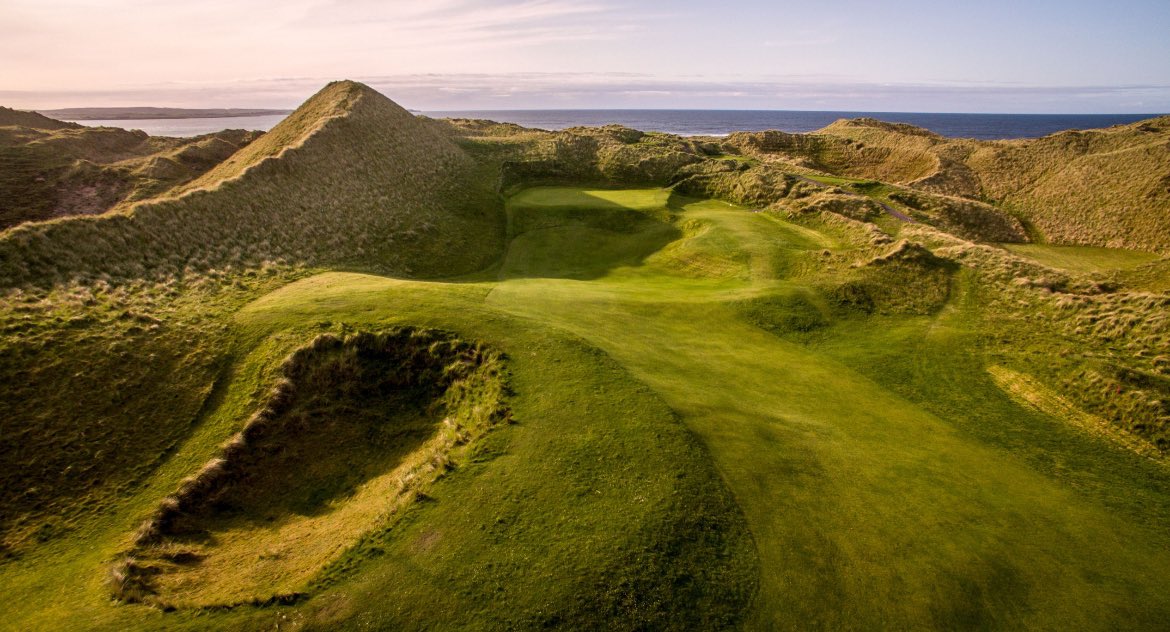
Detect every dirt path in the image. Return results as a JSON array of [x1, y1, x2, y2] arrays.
[[793, 174, 916, 222]]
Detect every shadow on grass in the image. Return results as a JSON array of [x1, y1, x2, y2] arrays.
[[494, 188, 701, 281], [113, 328, 510, 607]]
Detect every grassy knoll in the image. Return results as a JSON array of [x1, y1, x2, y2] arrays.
[[0, 118, 260, 229], [761, 116, 1170, 253]]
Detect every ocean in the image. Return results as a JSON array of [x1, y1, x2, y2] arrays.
[[70, 114, 290, 137], [69, 110, 1163, 141]]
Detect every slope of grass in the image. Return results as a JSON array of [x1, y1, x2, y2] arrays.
[[8, 186, 1166, 629], [111, 328, 511, 609], [0, 80, 502, 288], [1002, 243, 1161, 273], [0, 121, 259, 230], [797, 116, 1170, 253], [988, 364, 1164, 460]]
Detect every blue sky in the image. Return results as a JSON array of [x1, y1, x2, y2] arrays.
[[2, 0, 1168, 112]]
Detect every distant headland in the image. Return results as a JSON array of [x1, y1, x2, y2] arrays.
[[36, 106, 292, 121]]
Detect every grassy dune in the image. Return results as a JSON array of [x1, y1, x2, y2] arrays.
[[780, 116, 1170, 253], [0, 113, 260, 229], [0, 80, 503, 559], [0, 81, 501, 288]]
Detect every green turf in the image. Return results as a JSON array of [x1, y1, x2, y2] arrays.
[[3, 186, 1169, 630], [801, 173, 877, 188], [1002, 243, 1162, 273]]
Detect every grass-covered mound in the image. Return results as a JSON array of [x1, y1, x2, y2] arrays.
[[736, 116, 1170, 253], [0, 82, 506, 551], [0, 106, 81, 131], [451, 120, 711, 192], [0, 80, 502, 288], [726, 122, 943, 184], [0, 277, 277, 555], [113, 328, 509, 609], [0, 114, 259, 229]]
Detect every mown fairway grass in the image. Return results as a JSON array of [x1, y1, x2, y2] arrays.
[[487, 190, 1170, 629], [3, 187, 1170, 630]]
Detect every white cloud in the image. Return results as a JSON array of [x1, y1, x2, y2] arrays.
[[3, 1, 1168, 113]]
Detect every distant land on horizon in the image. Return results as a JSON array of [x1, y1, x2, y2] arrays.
[[39, 105, 1167, 120], [37, 106, 293, 120], [43, 105, 1166, 141]]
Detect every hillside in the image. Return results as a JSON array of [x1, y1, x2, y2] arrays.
[[0, 80, 503, 287], [0, 80, 504, 569], [0, 114, 261, 229], [727, 116, 1170, 253], [0, 106, 81, 130], [1, 82, 1169, 630]]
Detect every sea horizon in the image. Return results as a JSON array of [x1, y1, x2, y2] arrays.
[[62, 108, 1167, 141]]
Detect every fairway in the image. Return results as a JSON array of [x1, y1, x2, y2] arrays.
[[4, 187, 1170, 630], [486, 189, 1170, 629]]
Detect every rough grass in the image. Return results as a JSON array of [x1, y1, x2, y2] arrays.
[[897, 224, 1170, 451], [0, 271, 294, 555], [0, 121, 259, 230], [0, 81, 502, 288], [793, 116, 1170, 253], [988, 364, 1164, 461], [727, 123, 943, 184]]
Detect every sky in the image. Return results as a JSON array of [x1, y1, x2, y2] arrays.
[[2, 0, 1169, 113]]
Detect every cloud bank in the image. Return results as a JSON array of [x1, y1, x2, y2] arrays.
[[4, 1, 1168, 113], [3, 73, 1168, 114]]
